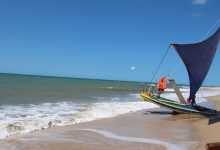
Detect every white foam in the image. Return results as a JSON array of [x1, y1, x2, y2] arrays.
[[74, 101, 157, 123], [164, 88, 220, 103], [0, 100, 157, 138], [165, 88, 190, 92], [0, 88, 219, 139], [82, 129, 184, 150]]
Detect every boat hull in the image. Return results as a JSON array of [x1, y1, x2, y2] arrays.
[[140, 92, 218, 115]]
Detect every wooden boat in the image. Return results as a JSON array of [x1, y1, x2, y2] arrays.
[[140, 91, 218, 115], [140, 27, 220, 115]]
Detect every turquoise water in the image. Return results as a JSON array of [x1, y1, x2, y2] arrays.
[[0, 74, 143, 105], [0, 74, 151, 138]]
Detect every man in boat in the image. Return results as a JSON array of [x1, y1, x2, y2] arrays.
[[157, 77, 166, 97]]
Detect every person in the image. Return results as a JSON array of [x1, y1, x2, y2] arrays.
[[157, 77, 166, 97], [191, 95, 196, 105], [187, 95, 196, 106]]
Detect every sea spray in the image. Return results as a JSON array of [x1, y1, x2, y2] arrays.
[[0, 101, 157, 138]]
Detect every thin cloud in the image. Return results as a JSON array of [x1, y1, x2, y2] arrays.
[[191, 13, 207, 16], [192, 0, 207, 4]]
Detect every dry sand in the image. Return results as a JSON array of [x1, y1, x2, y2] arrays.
[[0, 95, 220, 150]]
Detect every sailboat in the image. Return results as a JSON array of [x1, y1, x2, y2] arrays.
[[140, 27, 220, 115]]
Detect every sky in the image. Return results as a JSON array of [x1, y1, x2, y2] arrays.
[[0, 0, 220, 86]]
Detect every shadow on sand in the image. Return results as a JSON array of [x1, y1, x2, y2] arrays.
[[145, 110, 220, 125], [205, 111, 220, 125]]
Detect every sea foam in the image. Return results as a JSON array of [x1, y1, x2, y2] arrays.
[[0, 88, 219, 138]]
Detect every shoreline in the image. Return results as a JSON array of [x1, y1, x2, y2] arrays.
[[0, 95, 220, 149], [0, 109, 202, 150]]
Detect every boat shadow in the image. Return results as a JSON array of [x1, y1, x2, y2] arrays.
[[203, 111, 220, 125], [145, 110, 179, 115], [145, 110, 220, 125]]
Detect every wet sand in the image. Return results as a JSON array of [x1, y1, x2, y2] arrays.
[[1, 95, 220, 150], [193, 94, 220, 150]]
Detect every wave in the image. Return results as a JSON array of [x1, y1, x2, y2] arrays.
[[0, 89, 219, 139], [165, 88, 190, 92], [0, 100, 157, 139], [95, 87, 131, 91]]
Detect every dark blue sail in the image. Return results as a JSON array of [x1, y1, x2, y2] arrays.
[[171, 27, 220, 100]]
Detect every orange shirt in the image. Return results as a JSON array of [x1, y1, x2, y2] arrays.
[[157, 77, 166, 90]]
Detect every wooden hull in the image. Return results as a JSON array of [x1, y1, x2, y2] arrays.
[[140, 92, 218, 115]]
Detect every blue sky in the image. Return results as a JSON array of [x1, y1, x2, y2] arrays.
[[0, 0, 220, 85]]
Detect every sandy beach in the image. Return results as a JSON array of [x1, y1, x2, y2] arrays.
[[0, 94, 220, 150], [193, 94, 220, 150]]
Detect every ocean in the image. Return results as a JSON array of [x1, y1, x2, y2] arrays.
[[0, 73, 219, 139]]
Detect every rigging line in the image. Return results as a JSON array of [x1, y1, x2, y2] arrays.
[[169, 19, 220, 78], [200, 19, 220, 96], [169, 62, 182, 77], [149, 44, 171, 84], [200, 54, 217, 98], [201, 18, 220, 41], [203, 56, 216, 86], [199, 20, 220, 98]]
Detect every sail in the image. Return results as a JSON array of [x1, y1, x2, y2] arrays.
[[171, 27, 220, 99]]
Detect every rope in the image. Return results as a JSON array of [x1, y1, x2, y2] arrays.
[[199, 19, 219, 96], [149, 44, 171, 84], [203, 58, 216, 86], [168, 62, 182, 77], [201, 19, 220, 41], [168, 19, 220, 78], [199, 51, 216, 98]]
